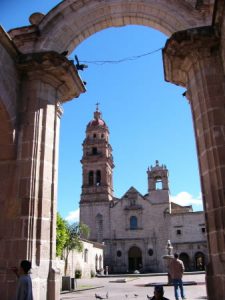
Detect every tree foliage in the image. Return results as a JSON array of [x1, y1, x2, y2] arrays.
[[56, 213, 90, 275], [56, 212, 68, 258]]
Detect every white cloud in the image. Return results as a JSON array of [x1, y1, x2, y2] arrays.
[[170, 192, 203, 207], [65, 208, 80, 223]]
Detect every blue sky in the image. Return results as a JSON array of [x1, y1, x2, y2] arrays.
[[0, 1, 203, 222]]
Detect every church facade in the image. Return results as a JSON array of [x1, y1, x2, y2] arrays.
[[80, 107, 208, 273]]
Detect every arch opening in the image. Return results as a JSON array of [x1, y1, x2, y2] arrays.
[[195, 251, 205, 271], [30, 0, 212, 54], [179, 252, 190, 271], [128, 246, 142, 272], [0, 0, 222, 299]]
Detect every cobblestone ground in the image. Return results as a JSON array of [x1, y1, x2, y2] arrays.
[[60, 273, 207, 300]]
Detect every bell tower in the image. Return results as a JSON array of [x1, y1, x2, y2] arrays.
[[147, 160, 170, 205], [80, 104, 114, 203]]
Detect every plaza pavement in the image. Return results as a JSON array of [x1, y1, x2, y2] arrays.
[[60, 273, 207, 300]]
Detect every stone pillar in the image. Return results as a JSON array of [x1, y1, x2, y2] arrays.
[[0, 51, 85, 300], [163, 26, 225, 300]]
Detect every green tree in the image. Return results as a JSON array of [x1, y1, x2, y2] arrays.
[[63, 222, 90, 275], [56, 213, 90, 275], [56, 212, 68, 258]]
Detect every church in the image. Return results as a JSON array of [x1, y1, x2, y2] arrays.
[[79, 107, 208, 273]]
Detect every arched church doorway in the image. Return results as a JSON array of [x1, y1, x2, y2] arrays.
[[179, 253, 190, 271], [128, 246, 142, 272], [195, 252, 205, 271]]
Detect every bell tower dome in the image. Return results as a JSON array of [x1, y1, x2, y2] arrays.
[[80, 104, 114, 203]]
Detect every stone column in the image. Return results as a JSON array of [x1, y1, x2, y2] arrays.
[[1, 51, 85, 300], [163, 26, 225, 300]]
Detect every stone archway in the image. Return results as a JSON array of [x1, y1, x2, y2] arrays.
[[128, 246, 142, 272], [9, 0, 213, 55], [195, 252, 205, 271], [0, 1, 224, 299], [179, 253, 190, 271]]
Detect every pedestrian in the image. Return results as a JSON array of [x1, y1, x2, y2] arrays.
[[169, 253, 186, 300], [12, 260, 33, 300], [147, 285, 170, 300]]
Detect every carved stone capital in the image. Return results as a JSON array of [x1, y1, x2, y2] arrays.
[[17, 51, 86, 102], [163, 26, 220, 86]]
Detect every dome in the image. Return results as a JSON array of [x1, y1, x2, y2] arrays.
[[87, 109, 107, 129], [87, 118, 106, 128]]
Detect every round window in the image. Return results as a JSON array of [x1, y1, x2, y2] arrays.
[[148, 249, 153, 256]]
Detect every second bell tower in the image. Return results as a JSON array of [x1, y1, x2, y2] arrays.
[[80, 105, 114, 203]]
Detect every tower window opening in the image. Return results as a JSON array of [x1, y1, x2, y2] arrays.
[[130, 216, 138, 230], [88, 171, 94, 186], [96, 170, 101, 185], [101, 134, 104, 138], [92, 147, 97, 155], [93, 133, 96, 138], [156, 179, 162, 190]]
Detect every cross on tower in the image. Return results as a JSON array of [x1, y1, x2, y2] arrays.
[[96, 102, 100, 111]]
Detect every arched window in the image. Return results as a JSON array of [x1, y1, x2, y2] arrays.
[[130, 199, 136, 206], [96, 170, 101, 185], [84, 249, 88, 263], [95, 254, 99, 271], [88, 171, 94, 185], [92, 147, 97, 155], [130, 216, 138, 230], [99, 255, 102, 269]]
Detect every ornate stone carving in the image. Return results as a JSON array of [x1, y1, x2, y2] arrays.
[[17, 51, 85, 102], [163, 25, 219, 86]]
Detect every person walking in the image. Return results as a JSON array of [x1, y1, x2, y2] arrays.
[[169, 253, 186, 300]]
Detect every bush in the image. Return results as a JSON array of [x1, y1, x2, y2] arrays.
[[90, 270, 96, 278], [75, 269, 82, 279]]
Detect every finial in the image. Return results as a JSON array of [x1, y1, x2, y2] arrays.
[[156, 160, 159, 166], [96, 102, 100, 111], [94, 102, 102, 120]]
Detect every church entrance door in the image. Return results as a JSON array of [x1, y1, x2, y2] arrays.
[[128, 246, 142, 272]]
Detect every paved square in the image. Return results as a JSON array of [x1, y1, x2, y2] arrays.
[[60, 274, 207, 300]]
